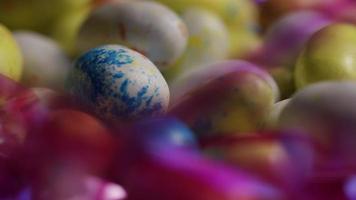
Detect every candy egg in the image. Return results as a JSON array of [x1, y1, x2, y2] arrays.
[[51, 6, 91, 55], [247, 11, 331, 98], [67, 45, 170, 121], [117, 149, 285, 200], [0, 0, 91, 32], [295, 23, 356, 89], [14, 31, 71, 90], [169, 60, 278, 137], [76, 0, 188, 69], [179, 7, 228, 61], [201, 132, 314, 191], [0, 24, 23, 81], [154, 0, 259, 31], [164, 8, 229, 81], [30, 109, 116, 175], [131, 117, 198, 150], [256, 11, 331, 68], [279, 81, 356, 176], [154, 0, 260, 57]]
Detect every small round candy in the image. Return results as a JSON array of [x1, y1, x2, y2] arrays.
[[67, 45, 170, 121], [155, 0, 260, 57], [247, 11, 331, 99], [257, 11, 331, 68], [279, 81, 356, 175], [170, 60, 279, 136], [0, 24, 23, 81], [295, 23, 356, 89], [0, 0, 91, 32], [132, 117, 198, 150], [14, 31, 71, 90], [51, 5, 91, 55], [180, 8, 229, 67], [76, 0, 188, 69], [201, 133, 314, 190], [164, 8, 229, 81], [119, 148, 285, 200]]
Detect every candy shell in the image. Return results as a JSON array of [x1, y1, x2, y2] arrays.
[[170, 60, 278, 136], [76, 0, 188, 69], [201, 132, 314, 191], [155, 0, 261, 57], [14, 31, 71, 90], [51, 6, 91, 55], [131, 117, 198, 150], [164, 8, 229, 81], [117, 149, 285, 200], [247, 11, 331, 98], [0, 0, 91, 32], [279, 81, 356, 176], [67, 45, 170, 121], [295, 23, 356, 89], [0, 24, 23, 81]]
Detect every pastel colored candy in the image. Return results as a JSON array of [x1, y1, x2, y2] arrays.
[[28, 109, 116, 175], [164, 8, 229, 82], [169, 60, 279, 136], [67, 45, 170, 121], [117, 149, 285, 200], [179, 8, 229, 67], [155, 0, 260, 57], [279, 81, 356, 176], [255, 11, 331, 68], [201, 132, 314, 191], [131, 117, 198, 150], [0, 24, 23, 81], [0, 0, 91, 32], [76, 0, 188, 69], [51, 5, 91, 55], [154, 0, 259, 30], [295, 23, 356, 89], [14, 31, 71, 90], [247, 11, 331, 98]]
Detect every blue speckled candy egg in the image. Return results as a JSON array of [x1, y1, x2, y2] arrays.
[[67, 45, 170, 121]]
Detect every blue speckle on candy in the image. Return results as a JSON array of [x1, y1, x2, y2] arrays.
[[78, 47, 134, 67], [68, 45, 165, 120]]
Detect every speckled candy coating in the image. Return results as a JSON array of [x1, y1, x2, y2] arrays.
[[76, 0, 188, 69], [67, 45, 170, 121]]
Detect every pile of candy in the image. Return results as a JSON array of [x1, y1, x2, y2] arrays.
[[1, 0, 356, 199]]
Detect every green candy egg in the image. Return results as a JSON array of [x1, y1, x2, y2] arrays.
[[295, 23, 356, 89], [0, 24, 23, 81]]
